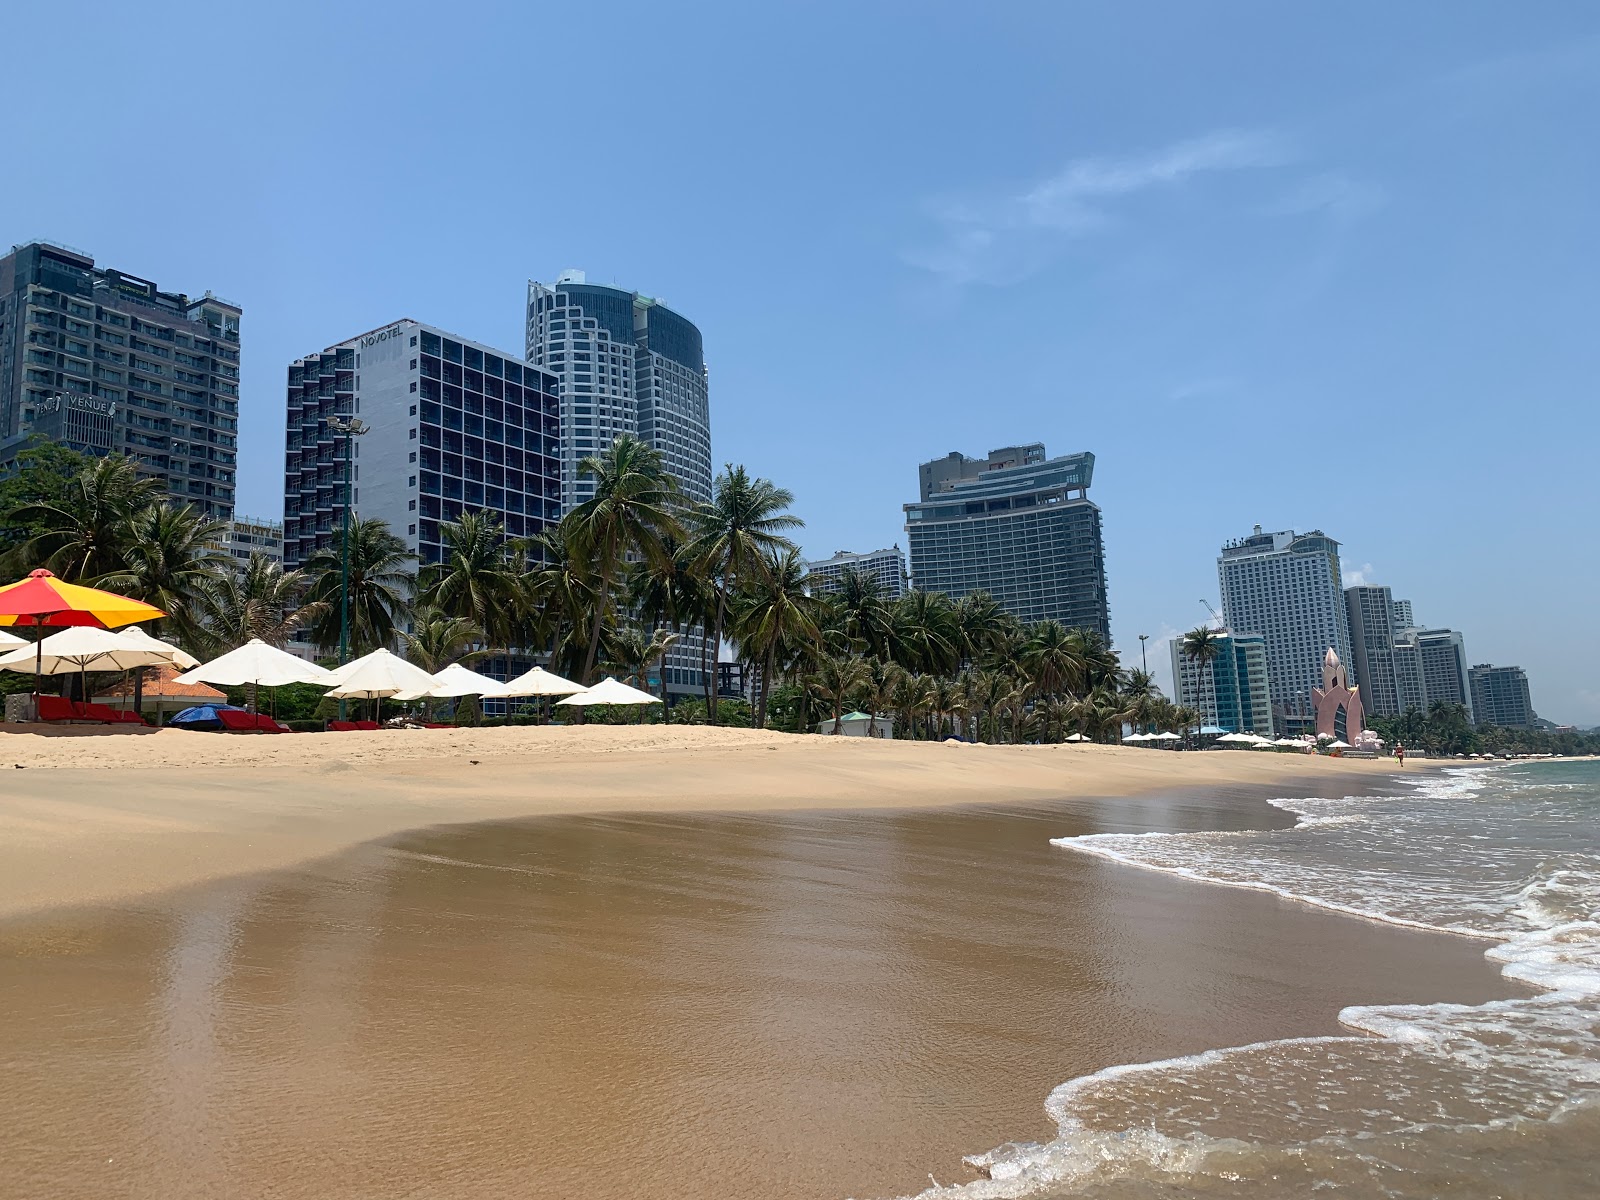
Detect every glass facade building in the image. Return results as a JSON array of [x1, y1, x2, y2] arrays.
[[1344, 584, 1402, 716], [282, 320, 560, 571], [0, 240, 241, 519], [903, 444, 1110, 637], [1469, 664, 1535, 728], [1171, 631, 1274, 735]]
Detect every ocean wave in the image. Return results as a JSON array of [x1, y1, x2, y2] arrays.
[[892, 763, 1600, 1199]]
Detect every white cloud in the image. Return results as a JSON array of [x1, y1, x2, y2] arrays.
[[1344, 562, 1376, 587], [904, 128, 1291, 287], [1264, 172, 1387, 223]]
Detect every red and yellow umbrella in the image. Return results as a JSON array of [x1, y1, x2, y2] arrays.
[[0, 569, 164, 629], [0, 569, 165, 704]]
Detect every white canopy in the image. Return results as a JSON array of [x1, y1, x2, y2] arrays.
[[1151, 731, 1182, 741], [1217, 732, 1270, 745], [555, 676, 661, 706], [0, 626, 177, 675], [394, 661, 504, 700], [325, 648, 439, 700], [1063, 732, 1089, 742], [113, 625, 200, 669], [491, 665, 584, 698], [175, 638, 335, 688], [1326, 739, 1353, 749], [1272, 737, 1309, 747], [0, 630, 25, 647], [1122, 732, 1151, 742]]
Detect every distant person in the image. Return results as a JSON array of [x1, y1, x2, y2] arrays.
[[1396, 744, 1406, 766]]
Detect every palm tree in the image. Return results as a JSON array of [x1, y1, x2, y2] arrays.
[[399, 609, 486, 673], [629, 534, 715, 703], [952, 590, 1008, 665], [730, 547, 824, 728], [564, 435, 685, 684], [524, 526, 598, 680], [828, 567, 894, 660], [1180, 626, 1224, 743], [857, 657, 904, 739], [810, 654, 870, 735], [603, 625, 679, 718], [685, 465, 802, 723], [888, 590, 960, 675], [303, 518, 415, 657], [889, 671, 933, 741], [97, 502, 230, 647], [1021, 619, 1087, 698], [420, 511, 526, 650], [12, 454, 165, 581], [195, 553, 327, 654]]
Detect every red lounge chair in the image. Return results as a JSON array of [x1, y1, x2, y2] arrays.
[[327, 720, 359, 732], [424, 722, 451, 729], [111, 709, 146, 725], [273, 720, 295, 733], [354, 720, 381, 731], [36, 695, 81, 723], [250, 713, 282, 733], [79, 703, 124, 725], [217, 710, 262, 733]]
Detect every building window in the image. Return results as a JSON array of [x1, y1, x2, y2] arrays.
[[408, 475, 416, 487], [410, 335, 417, 347], [409, 428, 417, 440], [408, 524, 416, 535], [409, 451, 417, 463], [409, 382, 417, 393]]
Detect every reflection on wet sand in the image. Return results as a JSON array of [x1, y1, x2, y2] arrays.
[[0, 791, 1513, 1200]]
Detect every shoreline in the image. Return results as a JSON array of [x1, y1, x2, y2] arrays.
[[0, 725, 1413, 921]]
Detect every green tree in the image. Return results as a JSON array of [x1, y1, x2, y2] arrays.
[[194, 553, 327, 655], [810, 654, 870, 735], [97, 502, 230, 647], [602, 624, 679, 715], [1021, 619, 1087, 698], [11, 454, 164, 581], [827, 566, 894, 660], [888, 590, 960, 675], [564, 435, 685, 684], [730, 547, 824, 729], [1180, 626, 1224, 742], [420, 510, 526, 650], [0, 439, 93, 567], [303, 518, 415, 657], [629, 534, 715, 701], [685, 465, 802, 723], [524, 525, 598, 680]]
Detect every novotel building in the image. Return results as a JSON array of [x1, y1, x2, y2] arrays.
[[281, 319, 561, 572]]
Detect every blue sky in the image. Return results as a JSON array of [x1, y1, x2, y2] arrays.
[[7, 3, 1598, 722]]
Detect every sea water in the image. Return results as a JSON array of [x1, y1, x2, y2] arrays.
[[905, 761, 1600, 1198]]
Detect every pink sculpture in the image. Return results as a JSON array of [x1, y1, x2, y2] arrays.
[[1312, 648, 1365, 743]]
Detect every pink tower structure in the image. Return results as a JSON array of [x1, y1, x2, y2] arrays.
[[1312, 648, 1365, 743]]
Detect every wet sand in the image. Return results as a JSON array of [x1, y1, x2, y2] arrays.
[[0, 781, 1515, 1200]]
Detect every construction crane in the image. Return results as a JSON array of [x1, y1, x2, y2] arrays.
[[1200, 600, 1229, 633]]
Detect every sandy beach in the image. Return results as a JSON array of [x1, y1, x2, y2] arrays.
[[0, 730, 1513, 1200], [0, 724, 1405, 919]]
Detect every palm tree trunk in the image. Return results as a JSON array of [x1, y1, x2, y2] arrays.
[[757, 644, 775, 729], [699, 617, 713, 712], [708, 578, 729, 725], [582, 555, 612, 684]]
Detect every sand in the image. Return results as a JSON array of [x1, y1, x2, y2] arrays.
[[0, 724, 1402, 919]]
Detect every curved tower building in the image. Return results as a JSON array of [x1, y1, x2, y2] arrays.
[[526, 272, 711, 509]]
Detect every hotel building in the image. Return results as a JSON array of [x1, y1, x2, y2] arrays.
[[281, 320, 561, 571], [903, 443, 1110, 637], [1416, 628, 1474, 722], [804, 546, 908, 599], [1218, 526, 1352, 723], [1344, 584, 1402, 716], [220, 516, 284, 573], [526, 271, 711, 509], [0, 240, 241, 519], [1469, 664, 1535, 728], [1171, 630, 1275, 735]]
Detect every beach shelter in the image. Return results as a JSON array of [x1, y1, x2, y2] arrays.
[[115, 626, 199, 670], [1122, 732, 1151, 742], [1064, 732, 1089, 742], [326, 649, 439, 721], [1216, 732, 1259, 745], [1151, 731, 1182, 745], [175, 638, 337, 715], [399, 662, 502, 700], [556, 677, 662, 707], [0, 569, 165, 705], [0, 630, 24, 647], [95, 663, 227, 725], [492, 665, 584, 698], [0, 625, 181, 713]]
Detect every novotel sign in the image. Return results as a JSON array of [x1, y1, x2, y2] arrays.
[[360, 324, 408, 349]]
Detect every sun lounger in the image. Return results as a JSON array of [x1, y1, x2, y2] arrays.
[[217, 709, 264, 733], [79, 702, 127, 725], [249, 713, 282, 734], [327, 720, 360, 731], [354, 720, 381, 731], [36, 695, 82, 723]]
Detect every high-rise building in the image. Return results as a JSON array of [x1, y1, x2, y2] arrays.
[[1393, 634, 1428, 713], [903, 443, 1109, 637], [0, 240, 241, 519], [1469, 664, 1535, 728], [526, 273, 713, 700], [1416, 628, 1473, 722], [1391, 598, 1415, 631], [282, 320, 561, 571], [1217, 526, 1351, 723], [1170, 631, 1274, 735], [526, 271, 711, 509], [804, 546, 907, 599], [1344, 584, 1401, 716], [220, 516, 283, 573]]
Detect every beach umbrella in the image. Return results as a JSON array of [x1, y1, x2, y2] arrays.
[[168, 703, 245, 732], [0, 568, 165, 705], [175, 638, 337, 715], [1151, 731, 1181, 740], [555, 676, 662, 707], [115, 626, 199, 670], [326, 649, 439, 721], [0, 630, 24, 647], [1064, 732, 1089, 742], [0, 625, 180, 709], [398, 662, 502, 700], [492, 665, 584, 698]]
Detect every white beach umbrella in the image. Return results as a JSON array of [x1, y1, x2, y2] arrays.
[[1217, 732, 1270, 745], [324, 648, 438, 700], [1063, 732, 1089, 742], [394, 661, 503, 701], [555, 676, 662, 707], [113, 626, 199, 670], [0, 630, 25, 647], [322, 646, 391, 686], [0, 626, 173, 675], [1122, 732, 1150, 742], [1326, 739, 1353, 749], [491, 665, 584, 698], [1151, 731, 1182, 741], [175, 639, 335, 688]]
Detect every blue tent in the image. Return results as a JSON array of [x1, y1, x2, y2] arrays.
[[169, 703, 245, 731]]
